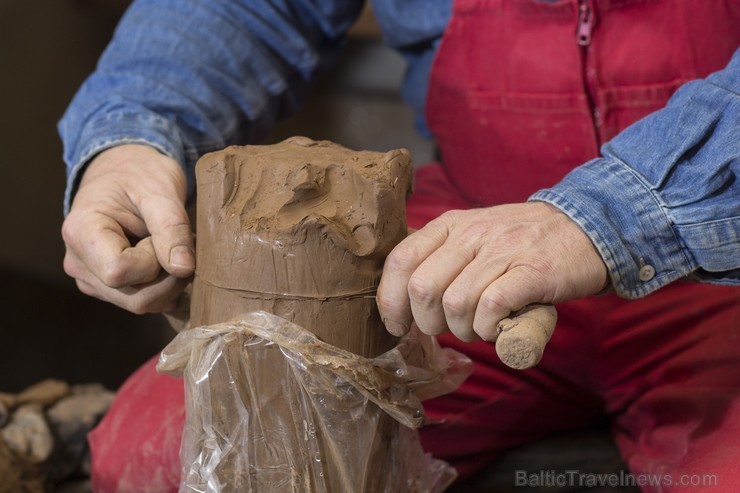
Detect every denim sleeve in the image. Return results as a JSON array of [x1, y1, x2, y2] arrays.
[[58, 0, 363, 213], [530, 48, 740, 299]]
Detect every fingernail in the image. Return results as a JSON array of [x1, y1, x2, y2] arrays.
[[169, 245, 195, 269], [383, 318, 409, 336]]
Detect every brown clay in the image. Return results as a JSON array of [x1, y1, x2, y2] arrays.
[[495, 304, 558, 370]]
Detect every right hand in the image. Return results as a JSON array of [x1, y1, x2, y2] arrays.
[[62, 144, 195, 314], [377, 202, 607, 342]]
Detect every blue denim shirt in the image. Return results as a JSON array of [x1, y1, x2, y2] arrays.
[[58, 0, 740, 299]]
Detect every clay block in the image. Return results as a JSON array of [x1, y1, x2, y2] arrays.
[[192, 136, 413, 354]]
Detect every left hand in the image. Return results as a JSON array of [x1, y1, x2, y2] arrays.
[[61, 145, 194, 314], [376, 202, 608, 342]]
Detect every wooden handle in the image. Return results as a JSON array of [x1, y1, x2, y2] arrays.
[[495, 304, 557, 370]]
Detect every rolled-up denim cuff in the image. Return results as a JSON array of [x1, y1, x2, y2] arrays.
[[62, 111, 192, 215]]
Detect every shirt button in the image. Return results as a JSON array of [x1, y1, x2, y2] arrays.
[[639, 264, 656, 282]]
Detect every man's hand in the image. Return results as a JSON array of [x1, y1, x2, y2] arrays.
[[376, 202, 607, 341], [62, 144, 194, 313]]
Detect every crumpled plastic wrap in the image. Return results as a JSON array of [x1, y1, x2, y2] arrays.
[[157, 310, 472, 493]]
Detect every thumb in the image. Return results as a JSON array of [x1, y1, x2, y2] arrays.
[[143, 198, 195, 278]]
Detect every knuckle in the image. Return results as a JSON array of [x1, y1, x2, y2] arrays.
[[98, 261, 129, 288], [60, 215, 80, 245], [437, 209, 461, 223], [62, 255, 79, 278], [514, 264, 551, 298], [478, 290, 511, 317], [460, 221, 489, 240], [407, 274, 438, 306], [441, 290, 470, 320], [385, 241, 420, 270]]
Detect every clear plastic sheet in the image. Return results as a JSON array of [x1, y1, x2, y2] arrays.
[[157, 310, 473, 493]]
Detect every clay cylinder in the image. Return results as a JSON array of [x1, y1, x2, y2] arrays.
[[190, 136, 413, 491], [192, 136, 412, 354]]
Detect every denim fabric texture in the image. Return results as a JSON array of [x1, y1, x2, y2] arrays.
[[531, 48, 740, 297], [58, 0, 452, 210], [59, 0, 739, 297], [59, 0, 368, 209]]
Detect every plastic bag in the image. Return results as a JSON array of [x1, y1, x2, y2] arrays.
[[157, 310, 472, 493]]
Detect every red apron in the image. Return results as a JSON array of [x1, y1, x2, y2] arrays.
[[410, 0, 740, 488], [89, 1, 740, 491], [421, 0, 739, 208]]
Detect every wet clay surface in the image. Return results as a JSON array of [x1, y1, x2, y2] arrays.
[[192, 136, 413, 356]]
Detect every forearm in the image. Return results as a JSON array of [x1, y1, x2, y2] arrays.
[[531, 48, 740, 298], [58, 0, 363, 212]]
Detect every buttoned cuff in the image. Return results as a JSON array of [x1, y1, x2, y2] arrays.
[[529, 157, 695, 299]]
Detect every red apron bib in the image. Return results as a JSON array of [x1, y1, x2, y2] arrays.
[[423, 0, 739, 207]]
